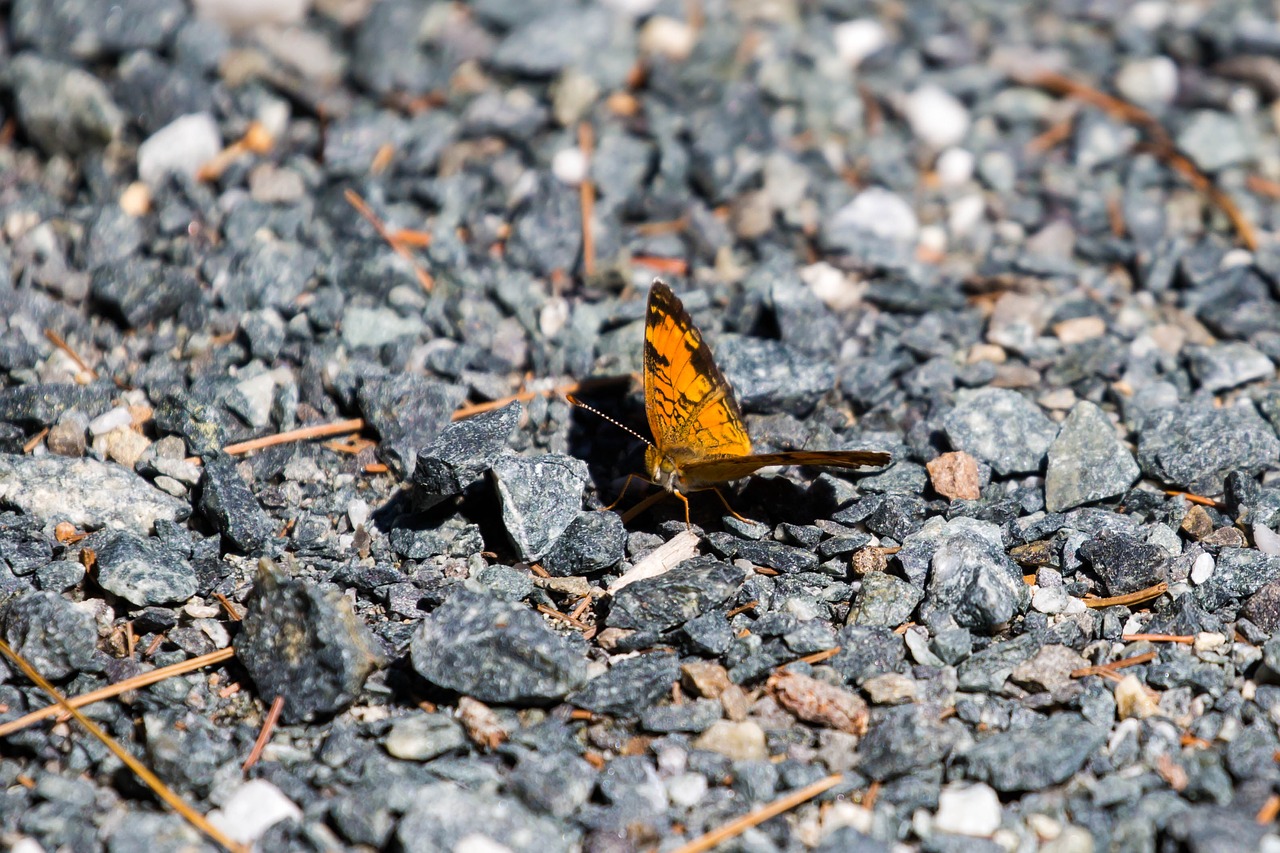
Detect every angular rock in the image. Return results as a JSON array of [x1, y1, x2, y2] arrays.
[[491, 454, 589, 561], [1187, 343, 1274, 392], [411, 402, 520, 510], [858, 704, 957, 780], [607, 557, 746, 633], [1044, 401, 1140, 512], [1196, 548, 1280, 612], [569, 651, 679, 715], [199, 456, 274, 553], [541, 511, 626, 576], [235, 570, 385, 724], [0, 383, 115, 429], [847, 571, 922, 628], [0, 453, 187, 533], [8, 53, 123, 155], [943, 388, 1058, 476], [1078, 531, 1167, 597], [1138, 403, 1280, 494], [359, 375, 468, 478], [915, 517, 1028, 632], [94, 531, 197, 606], [411, 590, 587, 704], [956, 713, 1107, 792], [714, 336, 836, 415], [398, 781, 576, 853], [2, 590, 98, 680]]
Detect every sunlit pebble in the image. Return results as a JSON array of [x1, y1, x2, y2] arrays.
[[800, 262, 862, 312], [1190, 552, 1215, 584], [1126, 0, 1170, 29], [1115, 55, 1178, 106], [119, 182, 152, 217], [833, 19, 888, 69], [935, 147, 974, 186], [918, 224, 947, 256], [1255, 524, 1280, 556], [552, 147, 587, 186], [639, 15, 697, 62], [903, 85, 970, 149], [948, 194, 985, 238]]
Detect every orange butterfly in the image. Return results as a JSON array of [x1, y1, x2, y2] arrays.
[[576, 280, 891, 526]]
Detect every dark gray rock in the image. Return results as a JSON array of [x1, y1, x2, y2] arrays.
[[359, 375, 468, 478], [1079, 531, 1167, 596], [858, 704, 957, 780], [1196, 547, 1280, 612], [1187, 343, 1274, 392], [13, 0, 186, 60], [411, 590, 587, 704], [35, 560, 84, 592], [2, 590, 98, 680], [1044, 401, 1140, 512], [943, 388, 1058, 476], [1138, 402, 1280, 494], [956, 632, 1041, 692], [94, 531, 196, 606], [6, 53, 123, 155], [506, 176, 581, 276], [235, 571, 385, 724], [1241, 578, 1280, 632], [569, 651, 679, 715], [398, 781, 577, 853], [915, 518, 1028, 632], [0, 453, 187, 533], [0, 383, 114, 428], [830, 626, 907, 685], [199, 456, 273, 553], [608, 557, 746, 633], [847, 572, 921, 628], [956, 713, 1107, 791], [491, 455, 589, 561], [91, 259, 200, 330], [509, 752, 596, 819], [412, 402, 520, 510], [541, 511, 626, 576], [640, 698, 722, 734], [152, 393, 225, 457]]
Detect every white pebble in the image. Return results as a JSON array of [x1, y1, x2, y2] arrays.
[[904, 85, 971, 149], [1256, 524, 1280, 556], [191, 0, 310, 28], [552, 147, 587, 186], [137, 113, 222, 189], [87, 406, 133, 436], [208, 779, 302, 844], [1190, 552, 1215, 585], [934, 782, 1001, 836], [801, 262, 862, 312], [831, 187, 919, 243], [454, 835, 514, 853], [666, 772, 708, 808], [1032, 585, 1068, 615], [639, 16, 697, 62], [833, 19, 889, 69], [348, 498, 371, 529], [1115, 56, 1178, 106], [948, 193, 986, 238], [935, 146, 975, 186]]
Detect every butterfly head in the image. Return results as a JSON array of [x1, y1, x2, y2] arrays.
[[645, 445, 686, 494]]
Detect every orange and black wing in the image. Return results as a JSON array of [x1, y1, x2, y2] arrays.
[[681, 449, 892, 489], [643, 280, 752, 458]]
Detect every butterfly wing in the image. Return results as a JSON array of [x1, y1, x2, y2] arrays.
[[643, 280, 752, 457], [680, 449, 892, 489]]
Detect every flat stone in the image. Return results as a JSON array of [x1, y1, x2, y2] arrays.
[[956, 713, 1107, 792], [1138, 402, 1280, 495], [1045, 401, 1140, 512], [94, 531, 197, 606], [491, 454, 589, 561], [943, 388, 1058, 476], [0, 453, 187, 533]]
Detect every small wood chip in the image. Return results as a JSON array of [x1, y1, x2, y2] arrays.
[[766, 670, 869, 735], [926, 451, 981, 501], [457, 696, 506, 750]]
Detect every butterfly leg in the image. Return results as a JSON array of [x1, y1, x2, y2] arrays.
[[673, 489, 692, 530], [601, 473, 646, 512], [709, 487, 753, 524]]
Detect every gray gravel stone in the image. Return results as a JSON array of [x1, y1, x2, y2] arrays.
[[384, 713, 467, 761], [398, 781, 576, 853], [235, 572, 385, 723], [714, 336, 837, 415], [858, 704, 957, 781], [358, 375, 468, 478], [956, 713, 1107, 792], [412, 402, 520, 510], [569, 651, 679, 715], [1045, 401, 1140, 512], [2, 590, 98, 680], [1137, 402, 1280, 495], [943, 389, 1058, 475], [915, 517, 1028, 632], [1195, 547, 1280, 612], [541, 510, 626, 576], [1079, 531, 1167, 597], [847, 572, 921, 627], [411, 590, 587, 704], [94, 531, 197, 606], [0, 453, 187, 533], [608, 557, 746, 633], [199, 457, 274, 553], [1188, 343, 1275, 392], [491, 454, 589, 561], [7, 53, 123, 155]]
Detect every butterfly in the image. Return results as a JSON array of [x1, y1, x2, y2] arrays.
[[574, 279, 891, 527]]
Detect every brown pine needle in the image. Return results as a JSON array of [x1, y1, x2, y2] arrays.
[[726, 601, 760, 618], [242, 695, 285, 772], [1257, 793, 1280, 825], [536, 604, 592, 631], [1121, 633, 1196, 644], [671, 773, 844, 853], [633, 255, 689, 276], [22, 427, 49, 454], [1071, 650, 1157, 678], [1163, 490, 1222, 508], [1247, 174, 1280, 200], [222, 418, 366, 456], [344, 188, 434, 291], [0, 647, 236, 737], [0, 639, 246, 853], [1082, 581, 1168, 609], [791, 646, 843, 666], [44, 329, 98, 378], [579, 121, 597, 277], [450, 375, 628, 421]]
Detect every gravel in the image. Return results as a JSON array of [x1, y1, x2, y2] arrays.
[[3, 1, 1280, 850]]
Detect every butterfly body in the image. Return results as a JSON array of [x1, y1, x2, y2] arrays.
[[639, 280, 890, 521]]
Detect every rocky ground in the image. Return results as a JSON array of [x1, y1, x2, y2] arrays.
[[2, 0, 1280, 851]]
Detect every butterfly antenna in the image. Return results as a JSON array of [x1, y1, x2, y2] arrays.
[[565, 394, 653, 448]]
